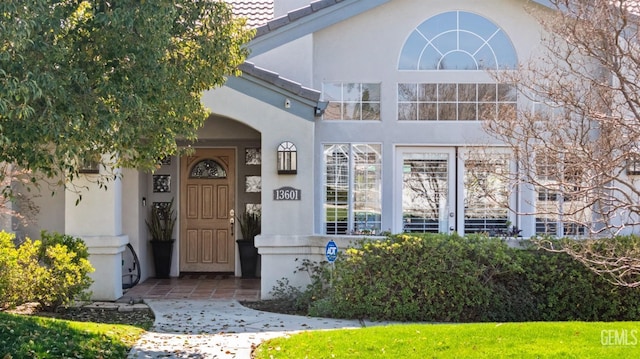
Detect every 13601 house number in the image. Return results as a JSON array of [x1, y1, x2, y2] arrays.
[[273, 187, 301, 201]]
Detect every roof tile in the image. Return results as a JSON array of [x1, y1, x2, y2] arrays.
[[250, 0, 354, 40], [311, 0, 338, 12], [267, 15, 292, 31], [288, 6, 314, 22], [239, 62, 321, 102], [226, 0, 274, 28]]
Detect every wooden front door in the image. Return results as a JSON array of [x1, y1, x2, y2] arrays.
[[180, 148, 235, 272]]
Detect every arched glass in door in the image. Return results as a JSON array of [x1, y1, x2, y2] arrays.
[[190, 159, 227, 179]]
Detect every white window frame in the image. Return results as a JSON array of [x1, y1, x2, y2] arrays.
[[321, 82, 382, 121], [323, 143, 382, 235]]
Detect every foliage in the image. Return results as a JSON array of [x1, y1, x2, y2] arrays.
[[0, 231, 94, 311], [326, 233, 520, 322], [237, 210, 261, 243], [267, 278, 307, 315], [39, 230, 90, 260], [146, 199, 176, 241], [278, 233, 640, 322], [0, 233, 19, 306], [268, 259, 332, 316], [254, 322, 640, 359], [487, 247, 640, 322], [0, 312, 145, 359], [535, 235, 640, 288], [0, 0, 253, 189], [36, 232, 94, 310]]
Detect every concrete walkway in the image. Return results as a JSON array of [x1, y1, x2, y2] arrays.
[[127, 300, 379, 358]]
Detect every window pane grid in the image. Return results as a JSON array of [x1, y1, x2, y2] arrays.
[[398, 83, 516, 121], [324, 144, 382, 234], [534, 152, 589, 236], [324, 145, 349, 234], [402, 153, 449, 233], [353, 145, 382, 234], [323, 83, 381, 121], [463, 156, 510, 234]]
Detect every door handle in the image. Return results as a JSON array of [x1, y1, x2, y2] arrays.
[[230, 209, 235, 236], [449, 212, 455, 232]]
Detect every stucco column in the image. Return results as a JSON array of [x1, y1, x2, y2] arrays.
[[65, 166, 128, 301]]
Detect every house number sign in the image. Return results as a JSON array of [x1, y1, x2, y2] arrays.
[[273, 186, 301, 201]]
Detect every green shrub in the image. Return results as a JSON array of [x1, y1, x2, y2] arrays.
[[492, 248, 640, 322], [36, 232, 94, 309], [0, 231, 94, 310], [0, 232, 19, 307], [327, 233, 521, 322], [268, 278, 307, 313], [285, 233, 640, 322], [269, 259, 332, 315]]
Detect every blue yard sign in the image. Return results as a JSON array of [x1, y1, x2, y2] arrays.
[[325, 240, 338, 263]]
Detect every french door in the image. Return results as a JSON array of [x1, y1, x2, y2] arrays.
[[397, 147, 512, 235]]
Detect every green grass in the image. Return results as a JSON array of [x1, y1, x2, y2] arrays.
[[0, 312, 146, 358], [254, 322, 640, 358]]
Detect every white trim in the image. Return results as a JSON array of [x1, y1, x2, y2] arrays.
[[394, 146, 456, 234], [394, 145, 516, 235]]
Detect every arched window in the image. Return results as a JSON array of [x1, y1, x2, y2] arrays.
[[399, 11, 517, 70], [190, 159, 227, 179]]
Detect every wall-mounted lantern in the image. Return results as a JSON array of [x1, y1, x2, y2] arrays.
[[277, 141, 297, 174], [78, 158, 100, 174]]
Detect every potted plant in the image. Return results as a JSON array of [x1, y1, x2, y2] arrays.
[[146, 199, 176, 278], [236, 210, 261, 278]]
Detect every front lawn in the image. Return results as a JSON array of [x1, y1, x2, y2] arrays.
[[254, 322, 640, 358], [0, 312, 146, 358]]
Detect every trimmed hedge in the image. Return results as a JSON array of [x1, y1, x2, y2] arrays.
[[304, 233, 640, 322]]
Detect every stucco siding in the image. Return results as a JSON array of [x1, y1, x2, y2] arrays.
[[203, 86, 316, 238], [251, 36, 314, 88], [20, 180, 65, 240]]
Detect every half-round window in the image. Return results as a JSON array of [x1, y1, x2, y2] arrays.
[[190, 159, 227, 179], [398, 11, 518, 70]]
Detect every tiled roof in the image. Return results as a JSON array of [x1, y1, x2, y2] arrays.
[[226, 0, 275, 28], [249, 1, 559, 40], [238, 62, 321, 103], [254, 0, 345, 38]]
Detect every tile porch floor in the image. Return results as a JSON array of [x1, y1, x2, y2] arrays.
[[119, 274, 261, 302]]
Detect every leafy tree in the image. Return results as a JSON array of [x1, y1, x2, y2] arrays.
[[484, 0, 640, 285], [0, 0, 253, 189]]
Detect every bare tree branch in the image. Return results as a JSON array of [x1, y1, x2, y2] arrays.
[[486, 0, 640, 236], [536, 236, 640, 287], [480, 0, 640, 286]]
